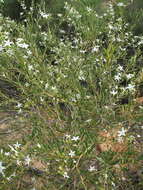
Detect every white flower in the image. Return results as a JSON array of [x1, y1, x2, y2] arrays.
[[85, 119, 92, 123], [88, 166, 96, 172], [110, 90, 118, 96], [86, 7, 92, 13], [116, 38, 122, 42], [71, 136, 79, 141], [5, 152, 10, 156], [65, 134, 71, 139], [25, 155, 31, 166], [17, 160, 21, 165], [45, 83, 49, 89], [14, 142, 21, 149], [126, 74, 134, 79], [28, 65, 34, 71], [92, 46, 99, 53], [125, 84, 135, 91], [68, 150, 75, 157], [40, 97, 44, 102], [108, 24, 114, 30], [57, 13, 62, 17], [138, 40, 143, 45], [25, 83, 30, 87], [37, 143, 41, 148], [63, 171, 70, 178], [16, 103, 22, 108], [17, 43, 29, 49], [114, 74, 121, 81], [118, 127, 127, 137], [117, 2, 126, 7], [27, 50, 32, 55], [4, 40, 13, 47], [0, 45, 3, 52], [118, 65, 124, 71], [40, 12, 51, 19], [0, 162, 6, 175], [80, 50, 86, 54]]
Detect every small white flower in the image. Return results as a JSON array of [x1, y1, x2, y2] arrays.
[[68, 150, 75, 157], [4, 40, 13, 47], [37, 143, 41, 148], [40, 12, 51, 19], [40, 97, 44, 102], [138, 40, 143, 45], [114, 74, 121, 81], [108, 24, 114, 30], [45, 83, 49, 89], [126, 74, 134, 79], [5, 152, 10, 156], [86, 7, 92, 13], [57, 13, 62, 17], [0, 162, 6, 175], [125, 84, 135, 91], [118, 65, 124, 71], [0, 45, 3, 52], [17, 43, 29, 49], [92, 46, 99, 53], [17, 160, 21, 165], [80, 50, 86, 54], [63, 171, 70, 178], [117, 2, 126, 7], [25, 83, 30, 87], [59, 29, 65, 34], [110, 90, 118, 96], [85, 119, 92, 123], [118, 127, 127, 137], [28, 65, 34, 71], [7, 176, 11, 181], [16, 103, 22, 108], [71, 136, 79, 141], [14, 142, 21, 149], [88, 166, 96, 172], [27, 50, 32, 55], [73, 160, 76, 163], [25, 155, 31, 166], [65, 134, 71, 139]]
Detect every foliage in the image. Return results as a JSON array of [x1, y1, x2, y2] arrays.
[[0, 0, 143, 189]]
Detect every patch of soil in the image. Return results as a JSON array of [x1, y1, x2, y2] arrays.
[[0, 112, 32, 145]]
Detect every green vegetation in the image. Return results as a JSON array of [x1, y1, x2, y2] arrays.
[[0, 0, 143, 189]]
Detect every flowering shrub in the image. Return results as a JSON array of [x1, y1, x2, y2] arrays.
[[0, 0, 143, 189]]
